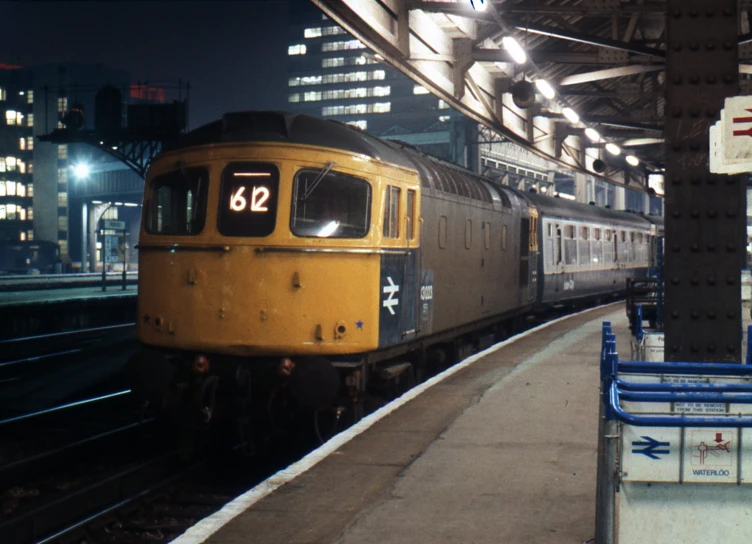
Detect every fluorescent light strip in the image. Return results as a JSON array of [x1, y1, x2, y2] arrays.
[[234, 173, 271, 177]]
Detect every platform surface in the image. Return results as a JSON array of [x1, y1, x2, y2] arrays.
[[173, 303, 635, 544], [0, 285, 136, 308]]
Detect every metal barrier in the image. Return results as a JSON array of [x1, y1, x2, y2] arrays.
[[595, 320, 752, 544]]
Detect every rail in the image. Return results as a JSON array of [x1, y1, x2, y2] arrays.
[[601, 321, 752, 427]]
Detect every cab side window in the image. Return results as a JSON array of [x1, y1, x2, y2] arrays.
[[383, 185, 401, 238]]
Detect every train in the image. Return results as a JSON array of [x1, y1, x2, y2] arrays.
[[127, 111, 663, 444]]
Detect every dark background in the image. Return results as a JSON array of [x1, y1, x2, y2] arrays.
[[0, 0, 314, 128]]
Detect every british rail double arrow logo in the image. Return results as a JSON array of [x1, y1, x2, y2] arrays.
[[732, 108, 752, 138]]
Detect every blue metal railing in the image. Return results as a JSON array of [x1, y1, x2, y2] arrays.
[[601, 321, 752, 427]]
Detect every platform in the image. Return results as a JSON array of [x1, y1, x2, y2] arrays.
[[0, 285, 136, 308], [174, 303, 635, 544]]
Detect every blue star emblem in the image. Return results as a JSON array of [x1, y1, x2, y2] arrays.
[[356, 320, 364, 330]]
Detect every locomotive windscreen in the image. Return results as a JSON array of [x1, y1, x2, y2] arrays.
[[146, 168, 209, 235]]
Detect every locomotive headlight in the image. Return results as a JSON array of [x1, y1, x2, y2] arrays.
[[192, 354, 210, 375]]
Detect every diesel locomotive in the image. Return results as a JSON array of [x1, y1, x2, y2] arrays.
[[128, 111, 661, 436]]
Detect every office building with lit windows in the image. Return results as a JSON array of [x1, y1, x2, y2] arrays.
[[288, 8, 456, 142], [0, 61, 147, 272], [0, 63, 34, 246]]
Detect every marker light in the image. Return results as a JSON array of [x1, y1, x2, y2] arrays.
[[605, 143, 621, 156], [562, 107, 580, 124], [584, 127, 601, 142], [502, 37, 527, 64], [73, 163, 89, 178], [535, 79, 556, 99], [469, 0, 487, 11], [318, 221, 340, 238], [626, 155, 639, 166]]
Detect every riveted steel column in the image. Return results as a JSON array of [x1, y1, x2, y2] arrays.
[[665, 1, 745, 362]]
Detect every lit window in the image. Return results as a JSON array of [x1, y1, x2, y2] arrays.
[[322, 57, 344, 68], [289, 77, 300, 87], [371, 102, 391, 113], [58, 240, 68, 255], [322, 39, 364, 52], [7, 181, 16, 196], [0, 87, 6, 101], [27, 162, 32, 174], [19, 138, 25, 151], [0, 205, 5, 219], [27, 208, 33, 220], [19, 161, 26, 174], [16, 184, 25, 197], [6, 157, 16, 171], [439, 99, 449, 109], [27, 113, 33, 127], [26, 137, 33, 150], [323, 26, 346, 36], [58, 192, 68, 207], [372, 86, 390, 97], [27, 90, 33, 104], [439, 115, 451, 122], [347, 120, 367, 130], [304, 27, 322, 38], [19, 231, 26, 241], [19, 208, 26, 220], [27, 184, 33, 197], [57, 96, 68, 113], [413, 85, 429, 95], [7, 204, 16, 220], [288, 44, 307, 55], [6, 110, 17, 125], [58, 216, 68, 231], [57, 121, 64, 129], [301, 75, 322, 85], [58, 145, 68, 159], [304, 91, 322, 102], [289, 93, 300, 103], [27, 230, 33, 240], [58, 167, 68, 185]]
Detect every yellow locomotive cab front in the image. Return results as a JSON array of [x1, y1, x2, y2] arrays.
[[137, 142, 420, 358]]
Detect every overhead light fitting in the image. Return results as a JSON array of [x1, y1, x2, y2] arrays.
[[626, 155, 639, 166], [562, 107, 580, 124], [502, 37, 527, 64], [605, 143, 621, 156], [584, 128, 601, 142], [535, 79, 556, 99]]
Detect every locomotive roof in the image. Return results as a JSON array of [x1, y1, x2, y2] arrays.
[[167, 111, 416, 170], [521, 191, 656, 229]]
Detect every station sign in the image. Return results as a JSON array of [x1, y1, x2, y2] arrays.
[[104, 234, 125, 263], [104, 220, 126, 230]]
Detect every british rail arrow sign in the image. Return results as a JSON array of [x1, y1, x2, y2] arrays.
[[722, 96, 752, 160]]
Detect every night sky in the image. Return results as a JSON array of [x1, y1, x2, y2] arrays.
[[0, 0, 306, 129]]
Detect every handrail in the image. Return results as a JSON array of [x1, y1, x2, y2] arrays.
[[608, 382, 752, 427], [600, 321, 752, 427]]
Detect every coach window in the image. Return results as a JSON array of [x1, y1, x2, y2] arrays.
[[578, 226, 590, 266], [564, 224, 577, 265], [382, 185, 401, 238], [483, 222, 491, 250], [604, 230, 613, 264], [465, 219, 472, 249], [501, 224, 507, 251], [146, 167, 209, 235], [592, 228, 602, 264], [290, 168, 370, 238]]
